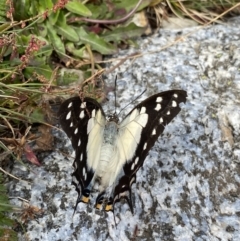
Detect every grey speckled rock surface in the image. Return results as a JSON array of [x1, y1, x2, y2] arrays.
[[8, 17, 240, 241]]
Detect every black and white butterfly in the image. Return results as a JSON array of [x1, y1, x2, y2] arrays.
[[58, 90, 187, 214]]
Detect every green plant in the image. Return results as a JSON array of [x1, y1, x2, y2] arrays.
[[0, 173, 17, 241]]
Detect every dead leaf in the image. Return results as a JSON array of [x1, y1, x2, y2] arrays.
[[20, 204, 44, 223], [218, 110, 234, 148], [24, 144, 41, 166], [35, 125, 54, 151]]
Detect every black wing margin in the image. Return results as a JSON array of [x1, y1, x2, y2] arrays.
[[58, 96, 106, 210]]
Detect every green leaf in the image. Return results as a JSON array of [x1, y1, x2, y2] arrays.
[[65, 0, 92, 17], [66, 42, 85, 58], [115, 0, 151, 12], [57, 68, 84, 86], [76, 27, 116, 55], [0, 1, 6, 21], [86, 3, 108, 19], [38, 0, 53, 23], [0, 23, 11, 34], [39, 0, 53, 9], [0, 203, 14, 212], [36, 23, 48, 37], [36, 43, 53, 57], [46, 21, 65, 56], [55, 24, 79, 42], [28, 0, 39, 17], [16, 35, 32, 54], [24, 65, 52, 80], [29, 108, 45, 123], [0, 186, 13, 213], [13, 0, 31, 20], [102, 23, 146, 42], [0, 215, 14, 226], [48, 10, 60, 25], [55, 12, 79, 42]]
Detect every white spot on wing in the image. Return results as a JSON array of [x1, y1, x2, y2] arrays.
[[70, 122, 73, 127], [131, 157, 139, 171], [143, 142, 147, 150], [66, 111, 71, 120], [78, 139, 81, 146], [81, 102, 86, 108], [130, 176, 135, 185], [134, 157, 139, 165], [173, 93, 178, 98], [160, 117, 163, 123], [80, 153, 83, 161], [167, 110, 170, 115], [172, 100, 177, 107], [68, 102, 72, 108], [156, 97, 163, 102], [152, 129, 156, 135], [79, 110, 85, 119], [83, 167, 86, 177], [155, 103, 161, 111], [74, 128, 78, 134], [140, 106, 146, 114]]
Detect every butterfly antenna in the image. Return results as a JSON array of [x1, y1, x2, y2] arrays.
[[118, 89, 147, 116]]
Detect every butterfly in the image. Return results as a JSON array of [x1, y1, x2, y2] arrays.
[[58, 90, 187, 215]]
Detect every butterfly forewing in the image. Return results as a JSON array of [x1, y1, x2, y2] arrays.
[[58, 97, 106, 204], [122, 90, 186, 175], [109, 90, 187, 210]]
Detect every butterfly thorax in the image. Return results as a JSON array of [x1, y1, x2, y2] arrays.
[[107, 113, 119, 123]]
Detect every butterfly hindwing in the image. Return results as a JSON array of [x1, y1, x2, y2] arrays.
[[108, 90, 187, 211], [58, 97, 106, 205]]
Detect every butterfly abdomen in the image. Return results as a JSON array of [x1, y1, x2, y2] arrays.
[[96, 122, 120, 188], [98, 143, 114, 177]]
